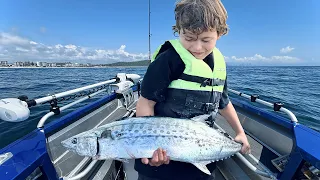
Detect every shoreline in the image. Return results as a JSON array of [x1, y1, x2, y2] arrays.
[[0, 66, 148, 69]]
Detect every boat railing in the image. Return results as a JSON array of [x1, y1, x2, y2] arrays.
[[33, 79, 116, 106], [213, 120, 278, 179], [228, 88, 298, 123], [37, 88, 108, 128], [37, 73, 140, 129]]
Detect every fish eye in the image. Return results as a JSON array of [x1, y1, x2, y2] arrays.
[[72, 138, 77, 144]]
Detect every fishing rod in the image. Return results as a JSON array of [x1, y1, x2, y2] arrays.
[[148, 0, 151, 62]]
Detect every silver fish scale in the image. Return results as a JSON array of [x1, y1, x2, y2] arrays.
[[104, 117, 219, 138], [95, 117, 241, 162], [98, 129, 238, 162]]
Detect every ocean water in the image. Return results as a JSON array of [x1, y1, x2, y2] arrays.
[[0, 66, 319, 148]]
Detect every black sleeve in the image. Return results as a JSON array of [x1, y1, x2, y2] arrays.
[[140, 48, 184, 102], [218, 77, 230, 109]]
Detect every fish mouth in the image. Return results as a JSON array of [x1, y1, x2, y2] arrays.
[[61, 140, 67, 149], [61, 137, 75, 150]]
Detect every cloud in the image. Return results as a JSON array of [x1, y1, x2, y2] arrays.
[[0, 32, 30, 46], [30, 41, 38, 45], [226, 54, 300, 65], [280, 46, 294, 53], [0, 32, 148, 63], [16, 47, 29, 52], [0, 32, 304, 65]]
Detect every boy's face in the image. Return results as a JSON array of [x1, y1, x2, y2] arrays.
[[179, 29, 220, 60]]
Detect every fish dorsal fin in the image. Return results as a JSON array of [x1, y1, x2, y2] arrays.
[[192, 162, 211, 175], [190, 114, 211, 124]]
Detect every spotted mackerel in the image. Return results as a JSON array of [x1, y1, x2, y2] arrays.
[[61, 115, 242, 175]]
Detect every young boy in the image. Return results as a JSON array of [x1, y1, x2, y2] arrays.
[[134, 0, 251, 179]]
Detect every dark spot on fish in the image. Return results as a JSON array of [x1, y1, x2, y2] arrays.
[[174, 136, 177, 138], [134, 130, 139, 133], [72, 138, 77, 144], [167, 131, 170, 134], [143, 130, 147, 134], [129, 123, 134, 130], [185, 132, 188, 135], [101, 130, 112, 138], [153, 130, 157, 133], [160, 130, 164, 133], [173, 130, 177, 132]]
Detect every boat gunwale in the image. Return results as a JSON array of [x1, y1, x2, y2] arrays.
[[230, 96, 294, 130]]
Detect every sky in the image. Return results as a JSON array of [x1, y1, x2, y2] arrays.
[[0, 0, 319, 65]]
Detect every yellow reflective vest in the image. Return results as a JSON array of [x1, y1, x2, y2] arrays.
[[151, 39, 227, 93]]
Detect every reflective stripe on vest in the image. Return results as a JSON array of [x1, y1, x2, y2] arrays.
[[151, 39, 226, 92]]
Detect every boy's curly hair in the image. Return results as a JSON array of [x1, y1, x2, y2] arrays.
[[173, 0, 229, 36]]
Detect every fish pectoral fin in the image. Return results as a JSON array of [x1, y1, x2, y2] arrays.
[[190, 114, 211, 124], [192, 162, 211, 175]]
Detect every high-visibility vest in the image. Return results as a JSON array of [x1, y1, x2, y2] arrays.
[[151, 39, 226, 92]]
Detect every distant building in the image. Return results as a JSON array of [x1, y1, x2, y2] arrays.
[[56, 63, 66, 67], [36, 62, 42, 67], [0, 61, 8, 66], [14, 62, 24, 67], [23, 61, 31, 66]]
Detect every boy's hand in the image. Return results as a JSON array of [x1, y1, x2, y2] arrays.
[[141, 148, 170, 166], [234, 133, 251, 154]]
